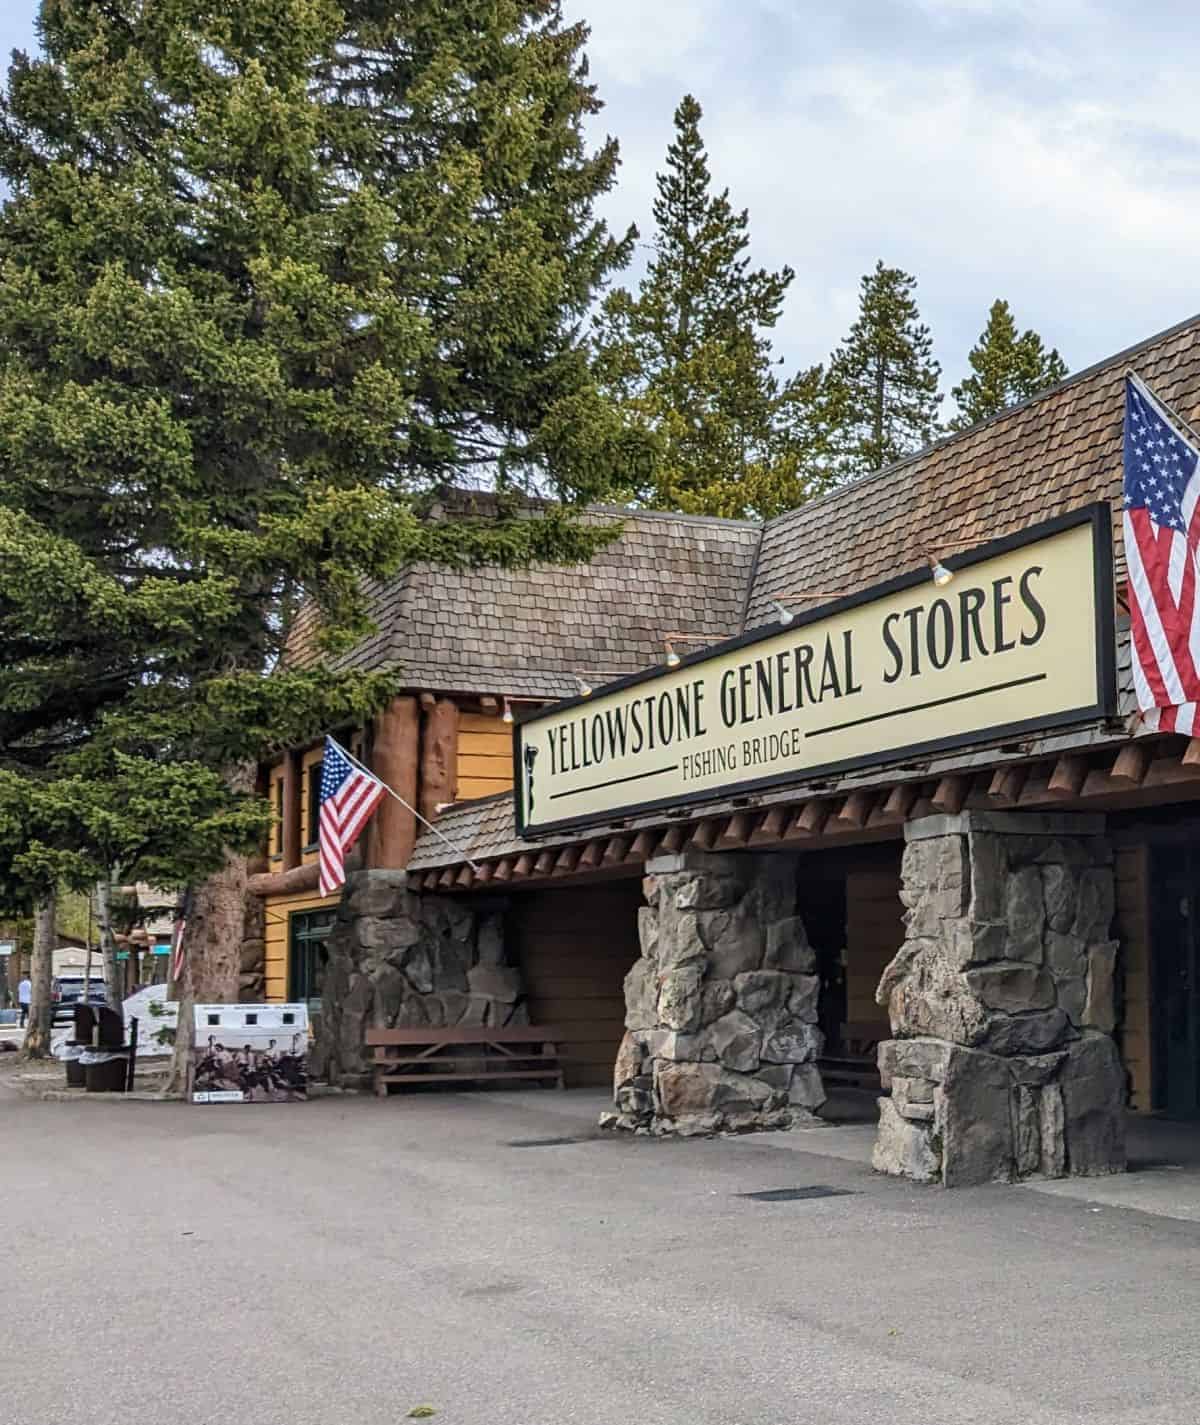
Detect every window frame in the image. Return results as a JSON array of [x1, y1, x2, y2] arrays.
[[270, 774, 285, 859], [303, 759, 323, 850], [288, 908, 336, 1013]]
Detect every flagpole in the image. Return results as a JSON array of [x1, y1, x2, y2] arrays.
[[331, 738, 480, 872], [1127, 369, 1200, 450]]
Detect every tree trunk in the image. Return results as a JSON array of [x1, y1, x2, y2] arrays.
[[82, 891, 94, 1010], [163, 762, 256, 1098], [21, 894, 56, 1059], [94, 878, 124, 1020]]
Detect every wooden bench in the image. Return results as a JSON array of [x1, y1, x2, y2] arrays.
[[819, 1021, 887, 1092], [367, 1026, 566, 1098]]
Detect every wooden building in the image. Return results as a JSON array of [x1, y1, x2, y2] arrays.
[[250, 504, 760, 1036], [256, 312, 1200, 1181]]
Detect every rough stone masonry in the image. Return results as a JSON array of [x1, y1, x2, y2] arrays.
[[313, 870, 524, 1087], [605, 850, 825, 1136], [872, 812, 1126, 1187]]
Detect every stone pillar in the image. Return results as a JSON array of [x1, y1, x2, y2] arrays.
[[872, 812, 1125, 1187], [313, 870, 523, 1086], [604, 850, 825, 1137]]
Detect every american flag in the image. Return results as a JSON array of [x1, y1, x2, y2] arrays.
[[170, 913, 186, 984], [318, 736, 387, 896], [1124, 374, 1200, 734]]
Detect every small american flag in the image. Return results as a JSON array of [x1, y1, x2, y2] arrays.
[[1124, 375, 1200, 735], [319, 736, 387, 896], [170, 889, 192, 985], [170, 914, 186, 984]]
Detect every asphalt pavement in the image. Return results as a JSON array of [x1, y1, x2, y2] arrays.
[[6, 1086, 1200, 1425]]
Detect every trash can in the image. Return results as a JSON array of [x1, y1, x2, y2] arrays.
[[56, 1041, 86, 1088], [80, 1049, 128, 1093]]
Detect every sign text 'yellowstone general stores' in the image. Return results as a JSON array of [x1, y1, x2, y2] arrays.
[[514, 506, 1116, 837]]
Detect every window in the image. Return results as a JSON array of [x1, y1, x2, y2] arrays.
[[304, 760, 323, 847], [289, 909, 336, 1015]]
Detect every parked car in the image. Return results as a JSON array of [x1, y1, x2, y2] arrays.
[[53, 977, 108, 1024]]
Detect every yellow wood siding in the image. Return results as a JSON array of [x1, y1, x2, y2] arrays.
[[456, 711, 514, 801], [1116, 844, 1152, 1112], [845, 866, 903, 1035], [263, 887, 340, 1002]]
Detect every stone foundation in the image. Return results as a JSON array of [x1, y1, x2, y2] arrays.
[[872, 812, 1125, 1186], [604, 850, 825, 1136], [314, 870, 524, 1085]]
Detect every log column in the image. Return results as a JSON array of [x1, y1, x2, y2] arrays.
[[367, 696, 420, 870], [419, 698, 460, 823]]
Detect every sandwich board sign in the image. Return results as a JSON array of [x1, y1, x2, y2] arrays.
[[190, 1003, 309, 1103]]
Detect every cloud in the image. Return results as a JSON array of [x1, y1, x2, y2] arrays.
[[571, 0, 1200, 397]]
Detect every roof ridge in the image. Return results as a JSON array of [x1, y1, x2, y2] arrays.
[[760, 308, 1200, 537], [584, 503, 762, 530]]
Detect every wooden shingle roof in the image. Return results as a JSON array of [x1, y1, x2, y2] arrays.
[[407, 312, 1200, 874], [286, 508, 760, 700], [292, 311, 1200, 710]]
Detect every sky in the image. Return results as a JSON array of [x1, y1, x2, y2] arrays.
[[3, 1, 1199, 401]]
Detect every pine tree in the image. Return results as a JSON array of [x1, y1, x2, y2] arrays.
[[825, 262, 942, 478], [594, 94, 828, 519], [949, 299, 1068, 430], [0, 4, 643, 987]]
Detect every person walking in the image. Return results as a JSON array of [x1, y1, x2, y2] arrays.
[[17, 976, 31, 1028]]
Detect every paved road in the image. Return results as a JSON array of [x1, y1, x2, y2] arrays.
[[8, 1089, 1200, 1425]]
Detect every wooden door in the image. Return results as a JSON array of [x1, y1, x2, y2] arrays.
[[1152, 845, 1200, 1117]]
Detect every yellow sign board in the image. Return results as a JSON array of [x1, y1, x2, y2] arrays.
[[515, 506, 1115, 837]]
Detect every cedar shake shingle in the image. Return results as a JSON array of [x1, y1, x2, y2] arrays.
[[286, 507, 760, 698]]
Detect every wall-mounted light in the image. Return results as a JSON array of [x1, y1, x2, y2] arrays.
[[573, 670, 628, 698], [924, 536, 985, 588], [662, 633, 711, 668], [494, 694, 543, 720]]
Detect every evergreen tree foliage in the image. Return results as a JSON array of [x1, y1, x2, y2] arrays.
[[0, 0, 642, 908], [949, 299, 1068, 430], [594, 94, 828, 519], [825, 261, 942, 478]]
